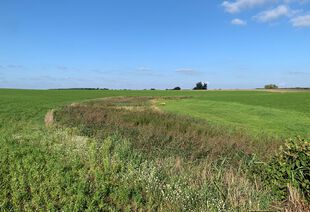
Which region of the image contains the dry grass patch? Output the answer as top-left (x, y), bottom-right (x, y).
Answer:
top-left (44, 109), bottom-right (55, 127)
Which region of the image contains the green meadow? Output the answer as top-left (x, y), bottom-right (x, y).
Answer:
top-left (160, 91), bottom-right (310, 138)
top-left (0, 89), bottom-right (309, 210)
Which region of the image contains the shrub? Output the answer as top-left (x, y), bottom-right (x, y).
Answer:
top-left (173, 87), bottom-right (181, 90)
top-left (263, 137), bottom-right (310, 201)
top-left (264, 84), bottom-right (278, 89)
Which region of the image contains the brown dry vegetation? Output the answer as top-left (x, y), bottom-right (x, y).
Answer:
top-left (44, 109), bottom-right (54, 127)
top-left (272, 185), bottom-right (310, 211)
top-left (54, 97), bottom-right (281, 161)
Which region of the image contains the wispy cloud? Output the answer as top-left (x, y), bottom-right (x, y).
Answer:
top-left (176, 68), bottom-right (202, 75)
top-left (132, 67), bottom-right (163, 77)
top-left (21, 75), bottom-right (99, 84)
top-left (254, 5), bottom-right (296, 22)
top-left (287, 71), bottom-right (310, 75)
top-left (8, 64), bottom-right (24, 68)
top-left (57, 65), bottom-right (70, 70)
top-left (231, 18), bottom-right (247, 25)
top-left (90, 69), bottom-right (109, 74)
top-left (284, 0), bottom-right (310, 4)
top-left (0, 64), bottom-right (25, 69)
top-left (136, 66), bottom-right (152, 72)
top-left (222, 0), bottom-right (272, 13)
top-left (0, 76), bottom-right (7, 83)
top-left (221, 0), bottom-right (310, 27)
top-left (291, 14), bottom-right (310, 27)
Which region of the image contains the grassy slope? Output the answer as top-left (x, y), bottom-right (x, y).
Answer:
top-left (160, 91), bottom-right (310, 138)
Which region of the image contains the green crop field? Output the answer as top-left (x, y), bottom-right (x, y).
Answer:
top-left (0, 89), bottom-right (309, 211)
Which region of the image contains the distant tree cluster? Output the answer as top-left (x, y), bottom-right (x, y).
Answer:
top-left (264, 84), bottom-right (278, 89)
top-left (193, 82), bottom-right (207, 90)
top-left (50, 88), bottom-right (109, 90)
top-left (173, 87), bottom-right (181, 90)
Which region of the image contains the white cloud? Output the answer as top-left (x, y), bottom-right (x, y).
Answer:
top-left (132, 67), bottom-right (164, 77)
top-left (254, 5), bottom-right (293, 22)
top-left (284, 0), bottom-right (310, 4)
top-left (7, 64), bottom-right (24, 69)
top-left (221, 0), bottom-right (310, 27)
top-left (231, 18), bottom-right (247, 25)
top-left (57, 65), bottom-right (69, 70)
top-left (288, 71), bottom-right (310, 75)
top-left (291, 14), bottom-right (310, 27)
top-left (222, 0), bottom-right (273, 13)
top-left (176, 68), bottom-right (202, 75)
top-left (137, 66), bottom-right (152, 72)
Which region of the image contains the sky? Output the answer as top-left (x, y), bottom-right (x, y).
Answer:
top-left (0, 0), bottom-right (310, 89)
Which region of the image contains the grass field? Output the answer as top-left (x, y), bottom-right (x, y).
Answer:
top-left (0, 89), bottom-right (309, 210)
top-left (160, 91), bottom-right (310, 138)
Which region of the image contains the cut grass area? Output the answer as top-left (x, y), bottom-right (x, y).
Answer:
top-left (160, 94), bottom-right (310, 138)
top-left (1, 88), bottom-right (309, 124)
top-left (187, 90), bottom-right (310, 114)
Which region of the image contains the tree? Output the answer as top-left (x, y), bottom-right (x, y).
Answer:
top-left (264, 84), bottom-right (278, 89)
top-left (173, 86), bottom-right (181, 90)
top-left (193, 82), bottom-right (207, 90)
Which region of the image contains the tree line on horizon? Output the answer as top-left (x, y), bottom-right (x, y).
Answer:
top-left (48, 83), bottom-right (309, 91)
top-left (49, 82), bottom-right (209, 91)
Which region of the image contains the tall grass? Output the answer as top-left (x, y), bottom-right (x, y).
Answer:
top-left (50, 97), bottom-right (286, 210)
top-left (0, 124), bottom-right (274, 211)
top-left (55, 97), bottom-right (281, 160)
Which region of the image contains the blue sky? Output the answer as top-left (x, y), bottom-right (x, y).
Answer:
top-left (0, 0), bottom-right (309, 89)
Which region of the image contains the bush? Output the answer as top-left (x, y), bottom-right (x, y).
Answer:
top-left (263, 137), bottom-right (310, 201)
top-left (264, 84), bottom-right (278, 89)
top-left (173, 87), bottom-right (181, 90)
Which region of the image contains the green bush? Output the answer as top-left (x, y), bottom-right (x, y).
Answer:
top-left (173, 86), bottom-right (181, 90)
top-left (263, 137), bottom-right (310, 201)
top-left (264, 84), bottom-right (278, 89)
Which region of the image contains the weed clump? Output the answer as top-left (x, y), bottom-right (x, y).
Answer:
top-left (262, 137), bottom-right (310, 201)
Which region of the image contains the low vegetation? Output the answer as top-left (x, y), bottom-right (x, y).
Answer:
top-left (0, 89), bottom-right (309, 210)
top-left (51, 97), bottom-right (275, 210)
top-left (54, 96), bottom-right (309, 210)
top-left (55, 97), bottom-right (279, 160)
top-left (262, 137), bottom-right (310, 201)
